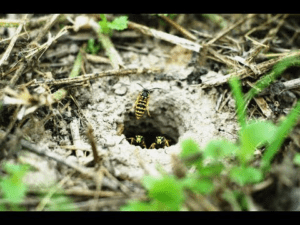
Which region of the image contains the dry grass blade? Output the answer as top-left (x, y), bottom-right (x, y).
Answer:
top-left (35, 172), bottom-right (72, 211)
top-left (86, 124), bottom-right (101, 165)
top-left (246, 14), bottom-right (289, 64)
top-left (10, 25), bottom-right (73, 86)
top-left (206, 14), bottom-right (256, 46)
top-left (31, 14), bottom-right (61, 44)
top-left (0, 14), bottom-right (28, 67)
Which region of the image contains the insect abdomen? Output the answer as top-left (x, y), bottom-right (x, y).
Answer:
top-left (135, 97), bottom-right (148, 119)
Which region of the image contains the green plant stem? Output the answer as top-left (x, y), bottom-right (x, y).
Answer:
top-left (52, 50), bottom-right (83, 102)
top-left (229, 76), bottom-right (246, 128)
top-left (69, 50), bottom-right (83, 78)
top-left (245, 54), bottom-right (300, 103)
top-left (98, 33), bottom-right (122, 69)
top-left (261, 100), bottom-right (300, 171)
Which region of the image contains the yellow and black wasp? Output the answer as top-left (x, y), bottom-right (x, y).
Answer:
top-left (149, 136), bottom-right (170, 149)
top-left (134, 84), bottom-right (160, 120)
top-left (127, 135), bottom-right (147, 148)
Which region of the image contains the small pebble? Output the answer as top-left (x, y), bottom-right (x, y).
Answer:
top-left (114, 86), bottom-right (127, 96)
top-left (105, 139), bottom-right (116, 147)
top-left (69, 43), bottom-right (79, 54)
top-left (66, 155), bottom-right (77, 164)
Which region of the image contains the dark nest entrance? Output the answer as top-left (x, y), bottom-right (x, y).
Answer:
top-left (123, 111), bottom-right (179, 149)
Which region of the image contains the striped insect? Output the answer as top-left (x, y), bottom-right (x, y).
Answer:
top-left (127, 135), bottom-right (147, 148)
top-left (134, 83), bottom-right (160, 120)
top-left (149, 136), bottom-right (170, 149)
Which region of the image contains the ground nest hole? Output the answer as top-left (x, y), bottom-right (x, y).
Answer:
top-left (123, 111), bottom-right (180, 149)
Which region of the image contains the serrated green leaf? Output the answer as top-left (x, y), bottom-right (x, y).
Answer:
top-left (108, 16), bottom-right (128, 30)
top-left (229, 166), bottom-right (263, 186)
top-left (204, 139), bottom-right (238, 160)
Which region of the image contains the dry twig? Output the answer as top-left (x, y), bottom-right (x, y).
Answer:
top-left (27, 67), bottom-right (162, 87)
top-left (158, 14), bottom-right (197, 41)
top-left (201, 51), bottom-right (300, 87)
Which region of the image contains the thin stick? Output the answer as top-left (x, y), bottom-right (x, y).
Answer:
top-left (70, 118), bottom-right (84, 160)
top-left (20, 139), bottom-right (95, 179)
top-left (201, 51), bottom-right (300, 87)
top-left (0, 105), bottom-right (20, 148)
top-left (29, 188), bottom-right (124, 197)
top-left (158, 14), bottom-right (197, 41)
top-left (256, 77), bottom-right (300, 97)
top-left (0, 14), bottom-right (28, 67)
top-left (86, 124), bottom-right (101, 165)
top-left (127, 20), bottom-right (201, 52)
top-left (206, 14), bottom-right (256, 46)
top-left (35, 172), bottom-right (72, 211)
top-left (51, 49), bottom-right (83, 102)
top-left (32, 14), bottom-right (60, 44)
top-left (27, 67), bottom-right (162, 87)
top-left (98, 32), bottom-right (124, 69)
top-left (10, 25), bottom-right (72, 86)
top-left (246, 14), bottom-right (288, 64)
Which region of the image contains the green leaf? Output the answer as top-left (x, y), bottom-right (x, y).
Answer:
top-left (120, 200), bottom-right (155, 211)
top-left (108, 16), bottom-right (128, 31)
top-left (229, 166), bottom-right (263, 186)
top-left (99, 14), bottom-right (110, 35)
top-left (180, 138), bottom-right (200, 159)
top-left (204, 139), bottom-right (238, 160)
top-left (197, 163), bottom-right (224, 177)
top-left (142, 175), bottom-right (159, 191)
top-left (0, 163), bottom-right (29, 204)
top-left (181, 175), bottom-right (214, 194)
top-left (0, 179), bottom-right (27, 204)
top-left (239, 120), bottom-right (277, 163)
top-left (143, 175), bottom-right (184, 210)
